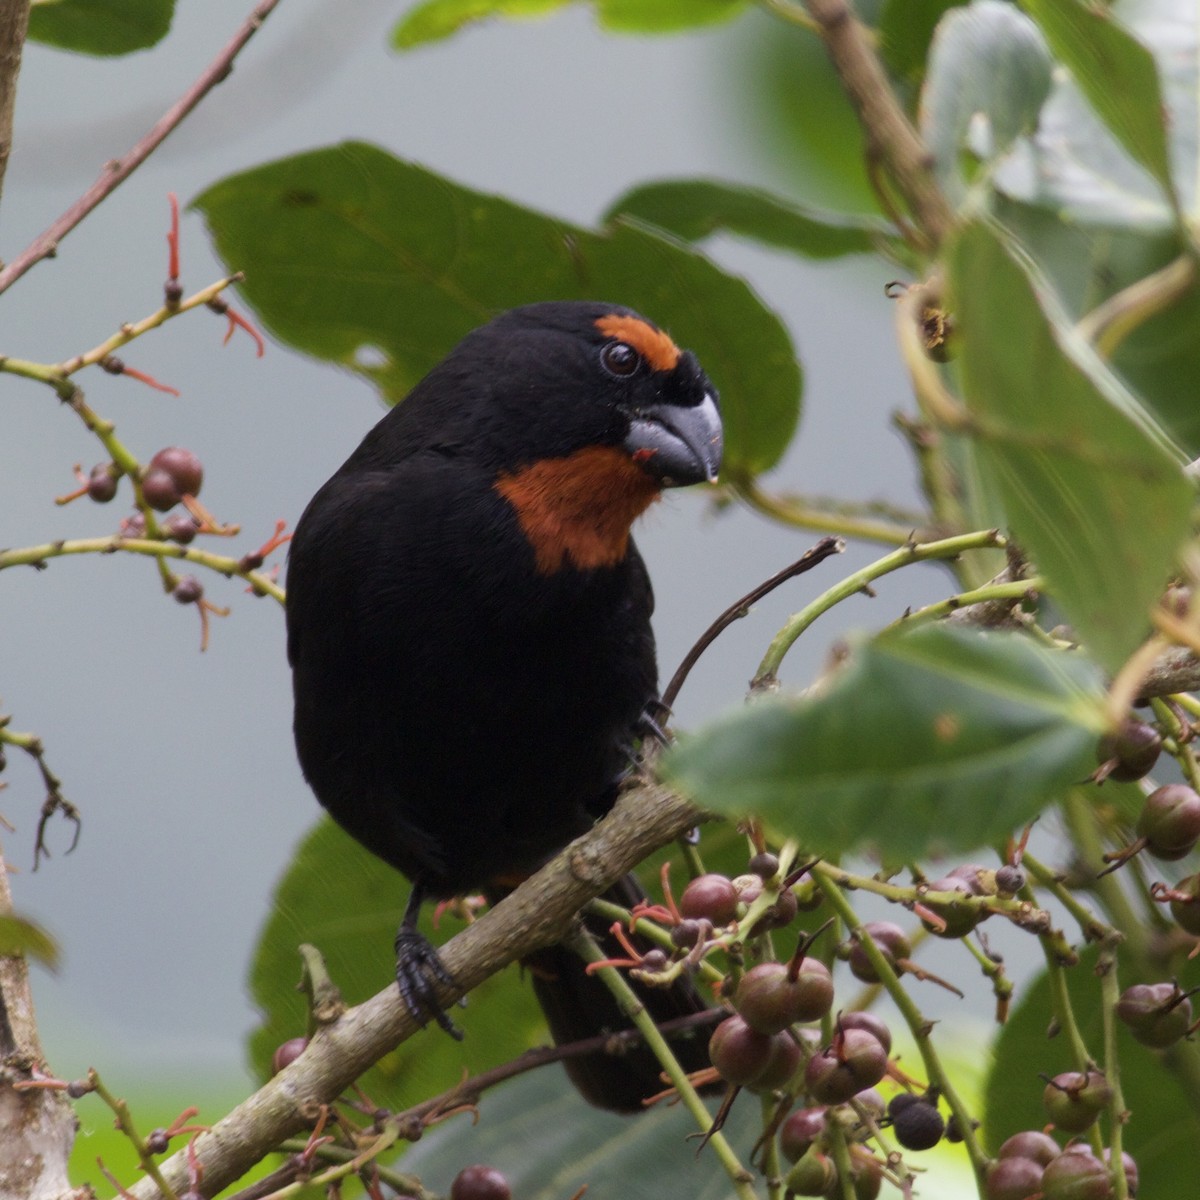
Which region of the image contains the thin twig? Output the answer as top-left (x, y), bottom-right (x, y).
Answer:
top-left (662, 537), bottom-right (844, 710)
top-left (0, 0), bottom-right (284, 295)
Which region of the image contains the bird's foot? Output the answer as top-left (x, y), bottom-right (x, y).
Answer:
top-left (394, 926), bottom-right (464, 1040)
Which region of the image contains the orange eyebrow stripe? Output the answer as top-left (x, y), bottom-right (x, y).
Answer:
top-left (595, 314), bottom-right (680, 372)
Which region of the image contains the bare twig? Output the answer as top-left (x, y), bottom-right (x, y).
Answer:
top-left (0, 0), bottom-right (284, 295)
top-left (662, 537), bottom-right (844, 710)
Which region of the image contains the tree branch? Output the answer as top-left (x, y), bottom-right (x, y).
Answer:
top-left (0, 841), bottom-right (88, 1200)
top-left (0, 0), bottom-right (284, 295)
top-left (123, 780), bottom-right (707, 1199)
top-left (801, 0), bottom-right (954, 248)
top-left (0, 0), bottom-right (30, 204)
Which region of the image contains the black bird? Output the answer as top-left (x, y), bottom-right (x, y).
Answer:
top-left (286, 301), bottom-right (722, 1110)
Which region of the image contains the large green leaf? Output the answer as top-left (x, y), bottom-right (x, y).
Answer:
top-left (604, 178), bottom-right (892, 260)
top-left (195, 141), bottom-right (800, 477)
top-left (247, 818), bottom-right (546, 1109)
top-left (0, 912), bottom-right (59, 969)
top-left (400, 1068), bottom-right (756, 1200)
top-left (919, 0), bottom-right (1053, 206)
top-left (993, 0), bottom-right (1195, 229)
top-left (985, 944), bottom-right (1200, 1196)
top-left (392, 0), bottom-right (746, 48)
top-left (663, 624), bottom-right (1106, 863)
top-left (27, 0), bottom-right (173, 55)
top-left (1021, 0), bottom-right (1176, 211)
top-left (947, 221), bottom-right (1192, 673)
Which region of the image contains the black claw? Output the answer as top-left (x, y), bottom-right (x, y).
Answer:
top-left (394, 925), bottom-right (463, 1039)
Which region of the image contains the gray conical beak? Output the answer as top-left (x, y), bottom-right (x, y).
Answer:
top-left (623, 392), bottom-right (722, 487)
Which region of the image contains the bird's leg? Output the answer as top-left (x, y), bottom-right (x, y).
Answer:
top-left (394, 883), bottom-right (464, 1040)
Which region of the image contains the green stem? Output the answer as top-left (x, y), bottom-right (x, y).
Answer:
top-left (731, 478), bottom-right (924, 546)
top-left (754, 529), bottom-right (1005, 686)
top-left (1097, 952), bottom-right (1130, 1200)
top-left (887, 576), bottom-right (1045, 630)
top-left (0, 535), bottom-right (285, 602)
top-left (1021, 852), bottom-right (1113, 945)
top-left (87, 1069), bottom-right (179, 1200)
top-left (812, 867), bottom-right (988, 1191)
top-left (761, 1094), bottom-right (784, 1200)
top-left (567, 928), bottom-right (760, 1200)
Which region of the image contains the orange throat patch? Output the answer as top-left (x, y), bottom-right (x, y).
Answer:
top-left (495, 446), bottom-right (661, 574)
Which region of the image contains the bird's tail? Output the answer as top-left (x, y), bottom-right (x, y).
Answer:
top-left (520, 873), bottom-right (717, 1113)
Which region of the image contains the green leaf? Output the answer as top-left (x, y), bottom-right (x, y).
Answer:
top-left (604, 178), bottom-right (891, 259)
top-left (664, 624), bottom-right (1106, 862)
top-left (400, 1067), bottom-right (757, 1200)
top-left (919, 0), bottom-right (1053, 206)
top-left (247, 818), bottom-right (546, 1109)
top-left (878, 0), bottom-right (964, 87)
top-left (985, 943), bottom-right (1200, 1195)
top-left (1021, 0), bottom-right (1176, 209)
top-left (595, 0), bottom-right (746, 33)
top-left (195, 141), bottom-right (801, 477)
top-left (392, 0), bottom-right (744, 47)
top-left (992, 2), bottom-right (1195, 229)
top-left (27, 0), bottom-right (174, 55)
top-left (947, 220), bottom-right (1192, 672)
top-left (0, 913), bottom-right (59, 969)
top-left (392, 0), bottom-right (569, 49)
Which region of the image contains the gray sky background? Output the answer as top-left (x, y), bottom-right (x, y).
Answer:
top-left (0, 0), bottom-right (944, 1087)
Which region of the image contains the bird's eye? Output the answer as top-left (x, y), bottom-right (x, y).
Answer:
top-left (600, 341), bottom-right (641, 378)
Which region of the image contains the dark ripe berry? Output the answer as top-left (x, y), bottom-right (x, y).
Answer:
top-left (944, 1113), bottom-right (964, 1142)
top-left (638, 948), bottom-right (669, 973)
top-left (173, 575), bottom-right (204, 604)
top-left (891, 1096), bottom-right (944, 1150)
top-left (784, 1148), bottom-right (836, 1197)
top-left (670, 918), bottom-right (705, 949)
top-left (1116, 981), bottom-right (1192, 1048)
top-left (709, 1014), bottom-right (773, 1086)
top-left (805, 1029), bottom-right (888, 1105)
top-left (747, 851), bottom-right (780, 880)
top-left (0, 748), bottom-right (6, 774)
top-left (995, 864), bottom-right (1026, 895)
top-left (733, 873), bottom-right (764, 905)
top-left (1102, 1148), bottom-right (1138, 1197)
top-left (848, 922), bottom-right (911, 983)
top-left (271, 1036), bottom-right (309, 1074)
top-left (735, 960), bottom-right (834, 1033)
top-left (885, 1091), bottom-right (919, 1120)
top-left (121, 511), bottom-right (147, 537)
top-left (450, 1165), bottom-right (512, 1200)
top-left (1137, 784), bottom-right (1200, 860)
top-left (142, 467), bottom-right (182, 511)
top-left (163, 514), bottom-right (199, 544)
top-left (986, 1156), bottom-right (1045, 1200)
top-left (1042, 1071), bottom-right (1112, 1133)
top-left (753, 1031), bottom-right (802, 1090)
top-left (87, 463), bottom-right (119, 502)
top-left (838, 1011), bottom-right (892, 1055)
top-left (680, 873), bottom-right (739, 925)
top-left (998, 1130), bottom-right (1061, 1166)
top-left (149, 446), bottom-right (204, 497)
top-left (145, 1128), bottom-right (170, 1155)
top-left (920, 876), bottom-right (983, 938)
top-left (1168, 873), bottom-right (1200, 935)
top-left (780, 1106), bottom-right (826, 1163)
top-left (1096, 719), bottom-right (1162, 782)
top-left (1040, 1147), bottom-right (1113, 1200)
